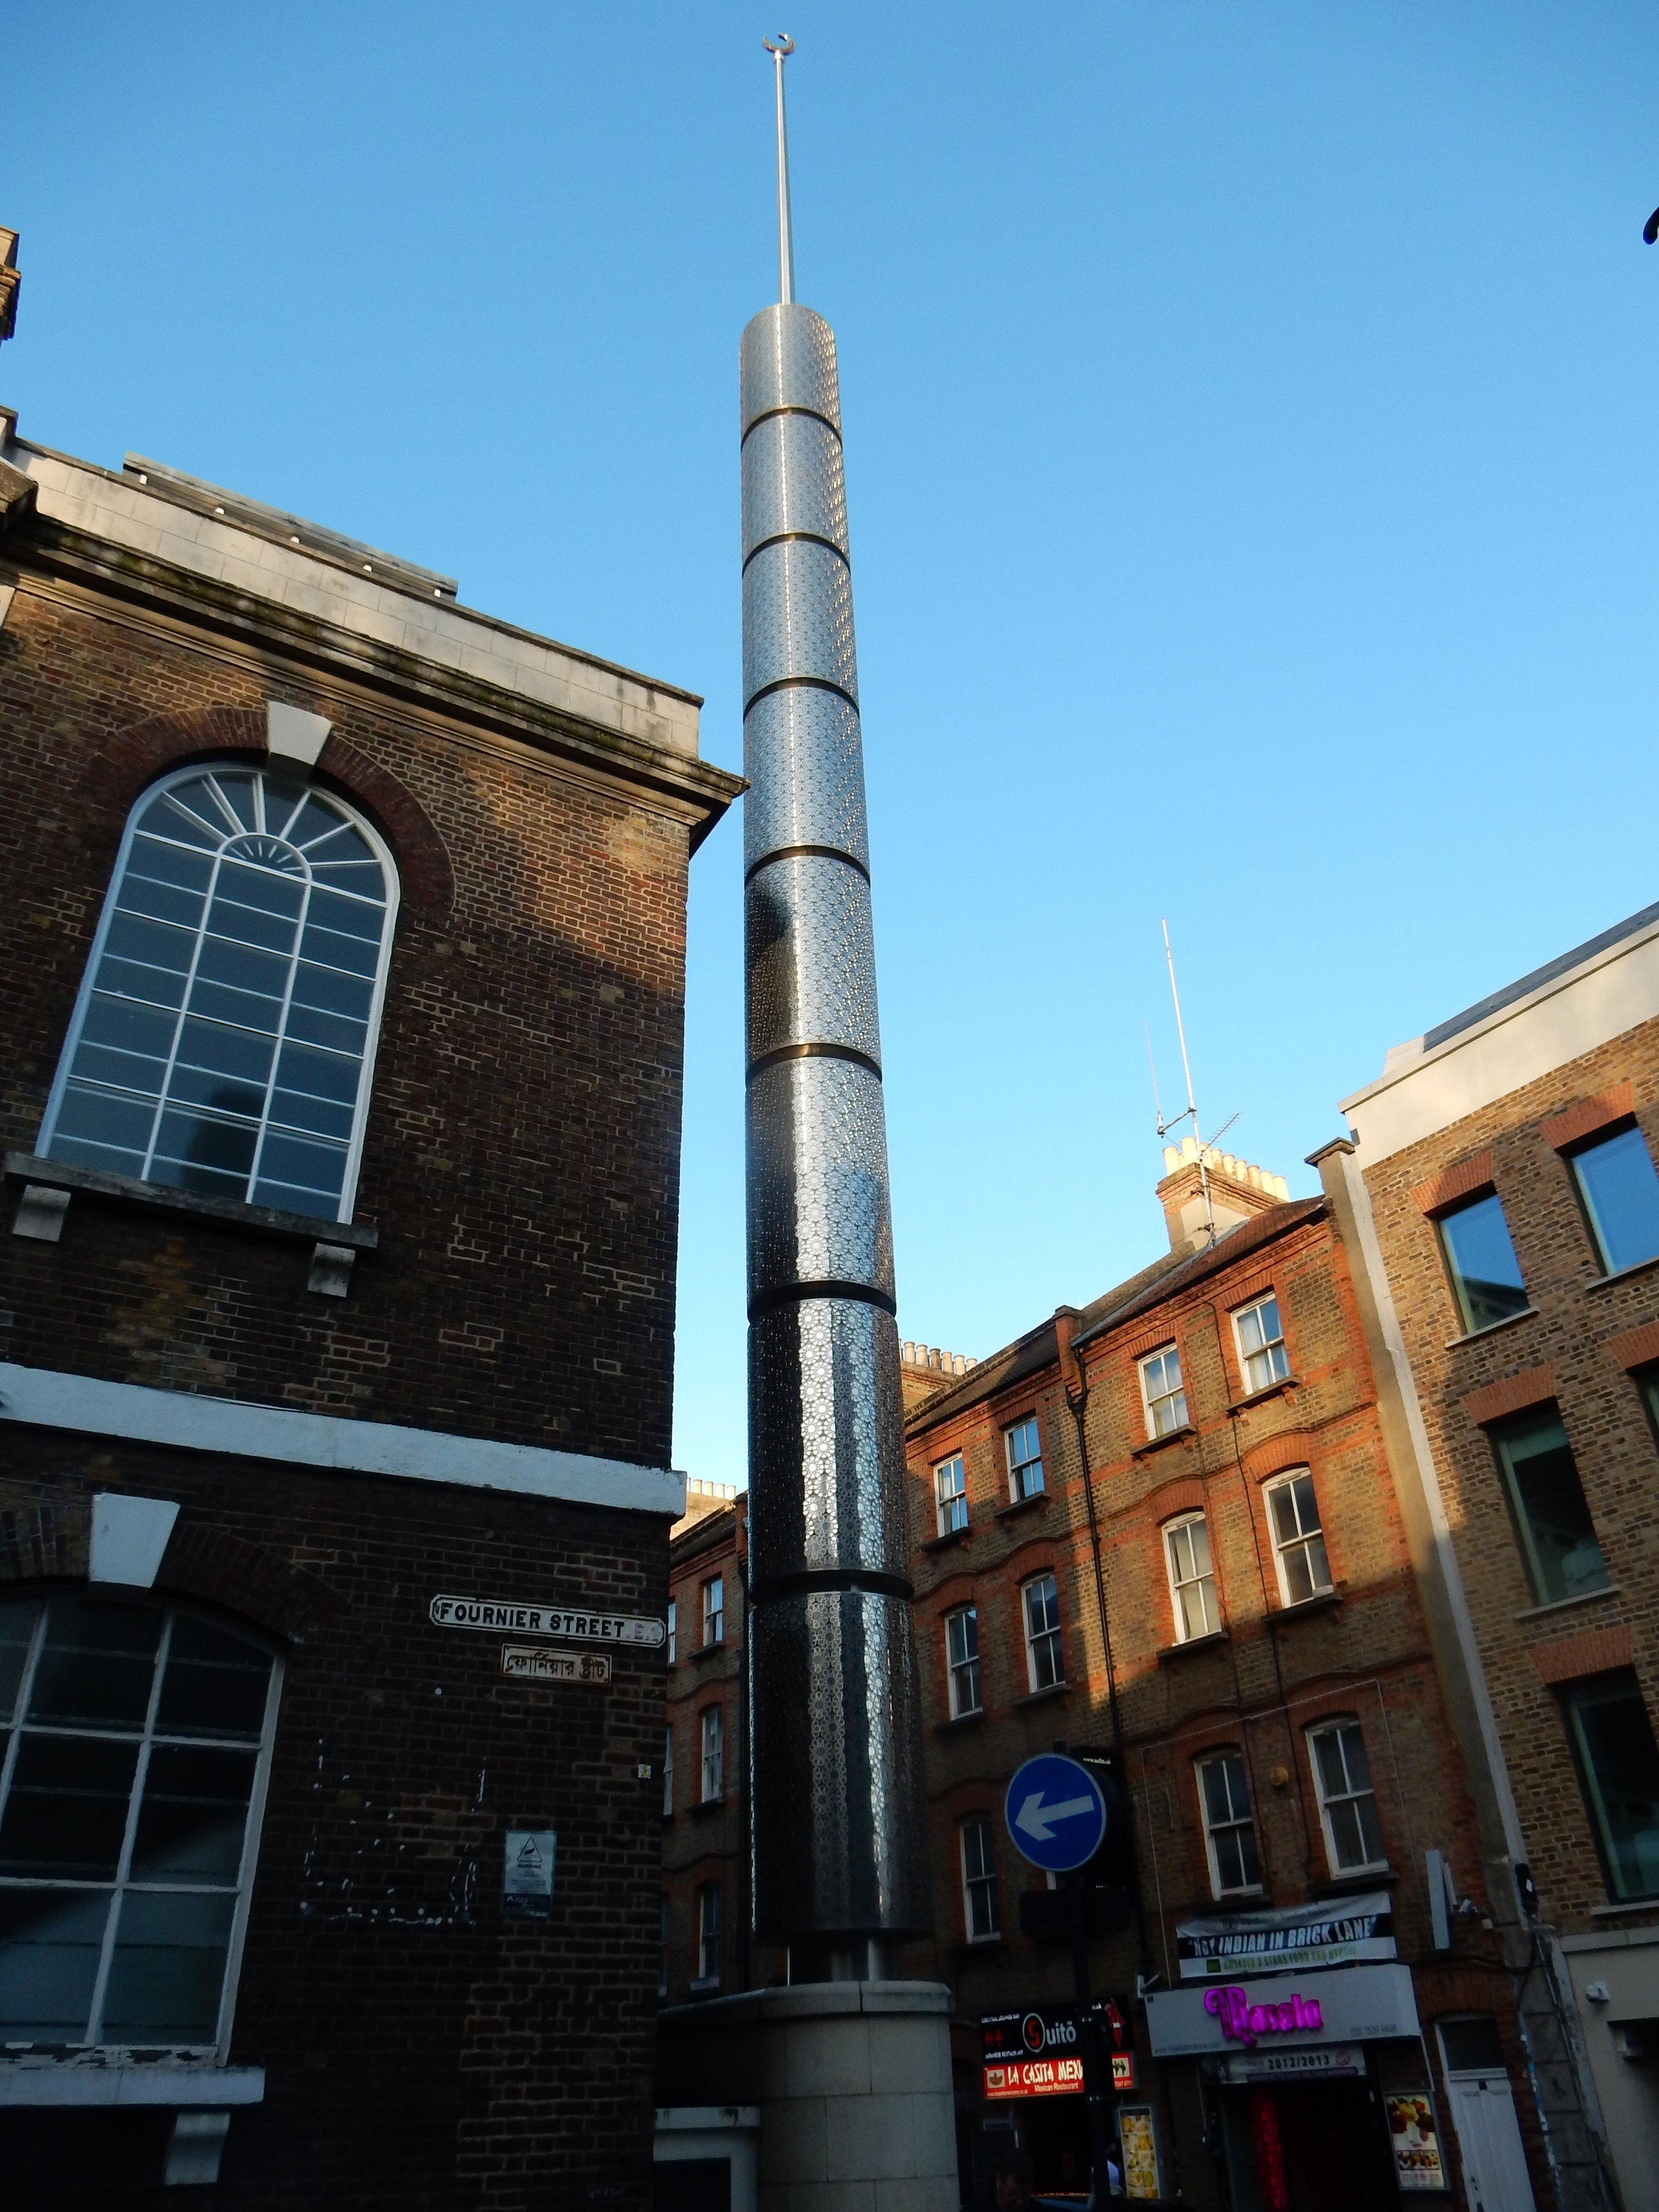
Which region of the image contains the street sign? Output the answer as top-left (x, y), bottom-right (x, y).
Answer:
top-left (1004, 1753), bottom-right (1108, 1873)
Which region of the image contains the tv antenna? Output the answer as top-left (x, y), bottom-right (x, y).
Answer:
top-left (1147, 919), bottom-right (1237, 1249)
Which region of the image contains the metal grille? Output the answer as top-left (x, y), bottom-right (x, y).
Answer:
top-left (742, 410), bottom-right (849, 561)
top-left (743, 686), bottom-right (871, 874)
top-left (747, 1056), bottom-right (895, 1297)
top-left (741, 303), bottom-right (841, 436)
top-left (742, 538), bottom-right (859, 708)
top-left (746, 853), bottom-right (882, 1065)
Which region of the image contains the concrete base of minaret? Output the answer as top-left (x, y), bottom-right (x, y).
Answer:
top-left (656, 1980), bottom-right (958, 2210)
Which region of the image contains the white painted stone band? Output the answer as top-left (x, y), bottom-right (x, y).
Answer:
top-left (0, 1363), bottom-right (687, 1517)
top-left (0, 2066), bottom-right (265, 2107)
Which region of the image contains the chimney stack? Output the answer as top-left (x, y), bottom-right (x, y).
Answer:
top-left (1156, 1138), bottom-right (1290, 1254)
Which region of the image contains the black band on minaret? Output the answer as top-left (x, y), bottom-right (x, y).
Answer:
top-left (745, 844), bottom-right (871, 886)
top-left (747, 1278), bottom-right (897, 1321)
top-left (746, 1041), bottom-right (882, 1084)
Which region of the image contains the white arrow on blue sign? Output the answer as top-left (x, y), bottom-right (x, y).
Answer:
top-left (1004, 1753), bottom-right (1108, 1873)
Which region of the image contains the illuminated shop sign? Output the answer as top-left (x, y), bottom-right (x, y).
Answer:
top-left (1145, 1962), bottom-right (1419, 2059)
top-left (979, 2000), bottom-right (1135, 2100)
top-left (1203, 1985), bottom-right (1324, 2046)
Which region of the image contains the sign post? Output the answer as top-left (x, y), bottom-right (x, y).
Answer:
top-left (1005, 1754), bottom-right (1117, 2199)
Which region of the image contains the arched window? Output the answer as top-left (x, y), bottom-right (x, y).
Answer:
top-left (0, 1592), bottom-right (281, 2053)
top-left (39, 763), bottom-right (397, 1221)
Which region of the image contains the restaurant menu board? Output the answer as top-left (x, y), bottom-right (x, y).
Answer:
top-left (1117, 2106), bottom-right (1161, 2201)
top-left (1385, 2096), bottom-right (1446, 2191)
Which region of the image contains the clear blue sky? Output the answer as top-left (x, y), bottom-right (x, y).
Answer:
top-left (8, 4), bottom-right (1659, 1489)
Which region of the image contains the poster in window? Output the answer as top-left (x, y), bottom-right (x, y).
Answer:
top-left (1384, 2095), bottom-right (1445, 2191)
top-left (1116, 2105), bottom-right (1161, 2201)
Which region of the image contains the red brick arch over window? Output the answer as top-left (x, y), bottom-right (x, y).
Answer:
top-left (86, 704), bottom-right (456, 924)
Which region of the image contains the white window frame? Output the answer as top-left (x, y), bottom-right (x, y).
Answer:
top-left (1232, 1293), bottom-right (1291, 1396)
top-left (1164, 1512), bottom-right (1219, 1643)
top-left (934, 1453), bottom-right (968, 1536)
top-left (960, 1817), bottom-right (1000, 1942)
top-left (1140, 1345), bottom-right (1189, 1439)
top-left (662, 1725), bottom-right (674, 1817)
top-left (945, 1606), bottom-right (981, 1718)
top-left (1005, 1418), bottom-right (1045, 1502)
top-left (1307, 1720), bottom-right (1388, 1875)
top-left (701, 1576), bottom-right (723, 1648)
top-left (696, 1881), bottom-right (722, 1985)
top-left (37, 761), bottom-right (399, 1224)
top-left (1021, 1573), bottom-right (1063, 1692)
top-left (1196, 1750), bottom-right (1262, 1899)
top-left (699, 1704), bottom-right (723, 1803)
top-left (0, 1593), bottom-right (282, 2060)
top-left (667, 1599), bottom-right (676, 1664)
top-left (1263, 1469), bottom-right (1333, 1606)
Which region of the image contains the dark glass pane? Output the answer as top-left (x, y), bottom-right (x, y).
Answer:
top-left (260, 780), bottom-right (311, 837)
top-left (1439, 2016), bottom-right (1504, 2072)
top-left (1201, 1758), bottom-right (1239, 1828)
top-left (157, 1619), bottom-right (271, 1740)
top-left (127, 835), bottom-right (214, 893)
top-left (192, 935), bottom-right (288, 1001)
top-left (173, 1019), bottom-right (277, 1086)
top-left (269, 1090), bottom-right (354, 1143)
top-left (68, 1043), bottom-right (168, 1098)
top-left (1439, 1195), bottom-right (1529, 1332)
top-left (186, 978), bottom-right (284, 1036)
top-left (1496, 1414), bottom-right (1609, 1604)
top-left (54, 1088), bottom-right (157, 1157)
top-left (46, 1132), bottom-right (147, 1179)
top-left (129, 1745), bottom-right (257, 1881)
top-left (0, 1599), bottom-right (38, 1724)
top-left (102, 1889), bottom-right (236, 2043)
top-left (92, 955), bottom-right (189, 1012)
top-left (165, 1066), bottom-right (265, 1120)
top-left (273, 1041), bottom-right (360, 1106)
top-left (213, 776), bottom-right (259, 832)
top-left (27, 1603), bottom-right (161, 1728)
top-left (217, 859), bottom-right (305, 918)
top-left (1569, 1674), bottom-right (1659, 1899)
top-left (287, 804), bottom-right (367, 857)
top-left (253, 1132), bottom-right (345, 1199)
top-left (289, 962), bottom-right (373, 1021)
top-left (285, 999), bottom-right (368, 1055)
top-left (205, 893), bottom-right (297, 958)
top-left (151, 1110), bottom-right (257, 1175)
top-left (80, 996), bottom-right (178, 1060)
top-left (1574, 1129), bottom-right (1659, 1276)
top-left (0, 1889), bottom-right (111, 2039)
top-left (137, 789), bottom-right (221, 849)
top-left (299, 921), bottom-right (379, 978)
top-left (309, 861), bottom-right (388, 898)
top-left (307, 887), bottom-right (384, 944)
top-left (0, 1735), bottom-right (141, 1877)
top-left (117, 871), bottom-right (206, 930)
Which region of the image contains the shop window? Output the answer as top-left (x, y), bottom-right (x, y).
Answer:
top-left (667, 1599), bottom-right (676, 1664)
top-left (1560, 1670), bottom-right (1659, 1901)
top-left (1308, 1720), bottom-right (1386, 1874)
top-left (701, 1576), bottom-right (723, 1647)
top-left (699, 1706), bottom-right (723, 1803)
top-left (1435, 1192), bottom-right (1528, 1334)
top-left (662, 1726), bottom-right (674, 1817)
top-left (1140, 1345), bottom-right (1188, 1438)
top-left (1164, 1513), bottom-right (1218, 1642)
top-left (1196, 1751), bottom-right (1261, 1897)
top-left (934, 1453), bottom-right (968, 1535)
top-left (1263, 1471), bottom-right (1333, 1605)
top-left (1233, 1293), bottom-right (1289, 1395)
top-left (695, 1883), bottom-right (721, 1987)
top-left (0, 1594), bottom-right (279, 2054)
top-left (38, 764), bottom-right (397, 1222)
top-left (1568, 1126), bottom-right (1659, 1276)
top-left (960, 1818), bottom-right (1000, 1941)
top-left (1005, 1419), bottom-right (1044, 1502)
top-left (1489, 1409), bottom-right (1609, 1607)
top-left (945, 1607), bottom-right (981, 1718)
top-left (1021, 1575), bottom-right (1062, 1692)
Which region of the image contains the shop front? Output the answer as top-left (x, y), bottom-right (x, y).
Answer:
top-left (975, 2000), bottom-right (1153, 2203)
top-left (1147, 1899), bottom-right (1449, 2212)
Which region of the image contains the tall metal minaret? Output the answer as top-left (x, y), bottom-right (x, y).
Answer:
top-left (742, 33), bottom-right (930, 1974)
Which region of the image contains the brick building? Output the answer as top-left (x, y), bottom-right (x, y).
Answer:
top-left (1337, 903), bottom-right (1659, 2211)
top-left (0, 304), bottom-right (739, 2208)
top-left (901, 1145), bottom-right (1536, 2211)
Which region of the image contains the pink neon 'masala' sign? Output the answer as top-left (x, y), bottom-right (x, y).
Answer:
top-left (1202, 1985), bottom-right (1324, 2047)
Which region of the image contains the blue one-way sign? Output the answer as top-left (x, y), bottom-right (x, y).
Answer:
top-left (1004, 1753), bottom-right (1108, 1874)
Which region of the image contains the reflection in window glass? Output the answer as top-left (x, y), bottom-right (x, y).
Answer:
top-left (1022, 1576), bottom-right (1063, 1691)
top-left (696, 1883), bottom-right (722, 1984)
top-left (1141, 1347), bottom-right (1188, 1438)
top-left (934, 1454), bottom-right (968, 1536)
top-left (1309, 1721), bottom-right (1386, 1873)
top-left (946, 1608), bottom-right (981, 1718)
top-left (1265, 1473), bottom-right (1333, 1605)
top-left (1571, 1128), bottom-right (1659, 1276)
top-left (1234, 1296), bottom-right (1290, 1396)
top-left (1562, 1672), bottom-right (1659, 1901)
top-left (1437, 1193), bottom-right (1528, 1334)
top-left (1005, 1421), bottom-right (1044, 1502)
top-left (961, 1818), bottom-right (999, 1941)
top-left (1197, 1752), bottom-right (1261, 1896)
top-left (0, 1598), bottom-right (276, 2049)
top-left (41, 767), bottom-right (396, 1220)
top-left (1491, 1411), bottom-right (1609, 1606)
top-left (1165, 1515), bottom-right (1219, 1643)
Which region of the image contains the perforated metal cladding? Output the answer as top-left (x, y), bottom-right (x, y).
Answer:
top-left (749, 1587), bottom-right (930, 1939)
top-left (741, 303), bottom-right (841, 436)
top-left (743, 688), bottom-right (870, 873)
top-left (747, 1056), bottom-right (894, 1297)
top-left (747, 1300), bottom-right (906, 1580)
top-left (742, 411), bottom-right (848, 563)
top-left (746, 855), bottom-right (881, 1066)
top-left (743, 540), bottom-right (858, 708)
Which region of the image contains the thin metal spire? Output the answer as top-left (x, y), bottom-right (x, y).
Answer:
top-left (763, 33), bottom-right (796, 303)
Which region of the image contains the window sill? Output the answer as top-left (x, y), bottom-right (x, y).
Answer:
top-left (1014, 1680), bottom-right (1069, 1709)
top-left (935, 1709), bottom-right (985, 1733)
top-left (1158, 1631), bottom-right (1228, 1663)
top-left (950, 1937), bottom-right (1005, 1957)
top-left (1445, 1306), bottom-right (1538, 1350)
top-left (687, 1976), bottom-right (723, 1997)
top-left (922, 1524), bottom-right (973, 1553)
top-left (1212, 1886), bottom-right (1268, 1905)
top-left (1270, 1589), bottom-right (1342, 1624)
top-left (690, 1641), bottom-right (727, 1664)
top-left (5, 1151), bottom-right (377, 1250)
top-left (1514, 1585), bottom-right (1621, 1624)
top-left (1312, 1868), bottom-right (1396, 1895)
top-left (1133, 1424), bottom-right (1198, 1459)
top-left (688, 1796), bottom-right (726, 1817)
top-left (1585, 1254), bottom-right (1659, 1293)
top-left (995, 1490), bottom-right (1048, 1523)
top-left (0, 2063), bottom-right (265, 2108)
top-left (1228, 1378), bottom-right (1297, 1416)
top-left (1589, 1897), bottom-right (1659, 1919)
